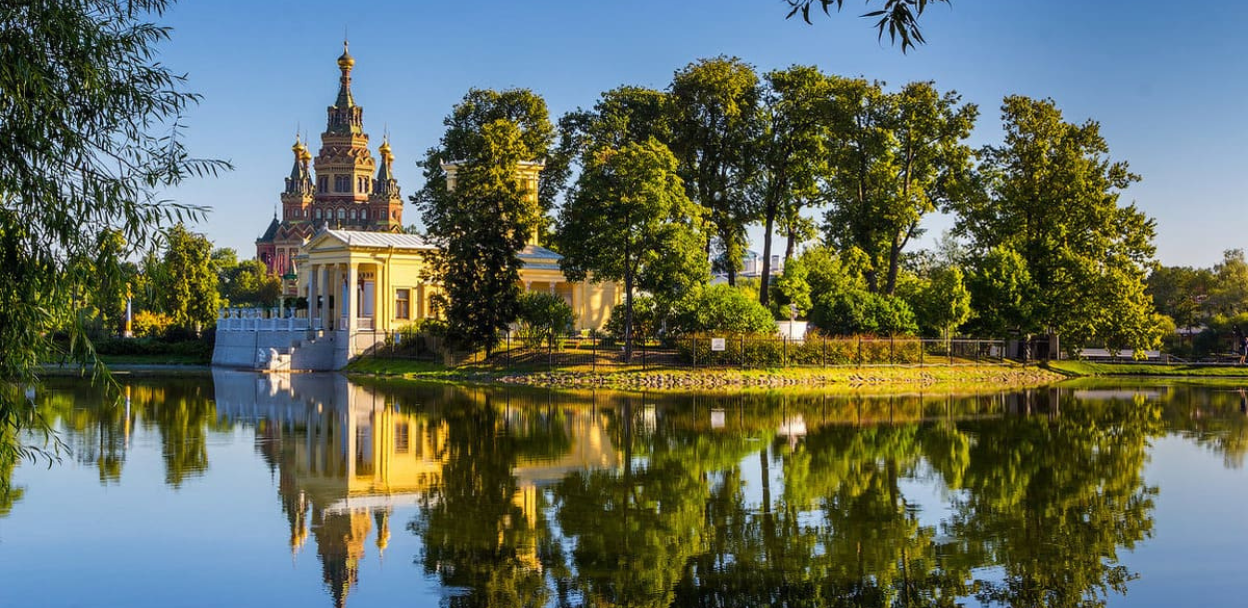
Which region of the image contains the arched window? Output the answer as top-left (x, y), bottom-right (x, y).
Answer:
top-left (349, 209), bottom-right (357, 221)
top-left (337, 208), bottom-right (345, 220)
top-left (315, 208), bottom-right (323, 220)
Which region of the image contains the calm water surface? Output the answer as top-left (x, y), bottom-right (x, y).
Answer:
top-left (2, 372), bottom-right (1247, 607)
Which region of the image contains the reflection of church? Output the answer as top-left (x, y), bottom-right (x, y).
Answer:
top-left (211, 370), bottom-right (620, 607)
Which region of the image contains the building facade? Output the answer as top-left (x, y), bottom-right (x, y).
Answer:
top-left (256, 42), bottom-right (404, 296)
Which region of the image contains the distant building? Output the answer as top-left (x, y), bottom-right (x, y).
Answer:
top-left (727, 250), bottom-right (783, 279)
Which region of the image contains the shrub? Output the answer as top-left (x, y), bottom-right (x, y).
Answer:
top-left (517, 292), bottom-right (573, 348)
top-left (604, 295), bottom-right (661, 344)
top-left (131, 310), bottom-right (172, 338)
top-left (674, 333), bottom-right (925, 366)
top-left (669, 285), bottom-right (777, 336)
top-left (811, 289), bottom-right (918, 336)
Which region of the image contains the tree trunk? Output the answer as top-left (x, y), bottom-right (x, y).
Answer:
top-left (759, 202), bottom-right (776, 306)
top-left (885, 234), bottom-right (902, 296)
top-left (623, 275), bottom-right (635, 364)
top-left (784, 226), bottom-right (797, 263)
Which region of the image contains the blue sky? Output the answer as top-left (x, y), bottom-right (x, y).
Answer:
top-left (158, 0), bottom-right (1246, 268)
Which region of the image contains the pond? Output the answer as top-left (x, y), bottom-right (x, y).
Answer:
top-left (2, 371), bottom-right (1247, 607)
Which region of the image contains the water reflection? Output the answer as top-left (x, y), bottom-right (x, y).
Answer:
top-left (8, 375), bottom-right (1248, 607)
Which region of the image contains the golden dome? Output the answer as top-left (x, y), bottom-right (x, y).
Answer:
top-left (337, 41), bottom-right (354, 70)
top-left (299, 147), bottom-right (312, 163)
top-left (291, 137), bottom-right (303, 154)
top-left (379, 138), bottom-right (392, 162)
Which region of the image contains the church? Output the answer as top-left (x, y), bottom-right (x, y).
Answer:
top-left (255, 42), bottom-right (404, 283)
top-left (226, 43), bottom-right (618, 370)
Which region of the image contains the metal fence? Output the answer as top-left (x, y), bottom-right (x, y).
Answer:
top-left (361, 332), bottom-right (1007, 370)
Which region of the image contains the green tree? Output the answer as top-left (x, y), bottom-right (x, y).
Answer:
top-left (219, 258), bottom-right (281, 307)
top-left (1146, 265), bottom-right (1212, 330)
top-left (558, 86), bottom-right (671, 160)
top-left (769, 255), bottom-right (813, 320)
top-left (812, 288), bottom-right (918, 335)
top-left (516, 292), bottom-right (573, 348)
top-left (156, 224), bottom-right (218, 330)
top-left (965, 246), bottom-right (1035, 339)
top-left (0, 0), bottom-right (226, 470)
top-left (1204, 249), bottom-right (1248, 317)
top-left (415, 88), bottom-right (563, 242)
top-left (670, 57), bottom-right (763, 286)
top-left (421, 118), bottom-right (535, 354)
top-left (954, 96), bottom-right (1161, 353)
top-left (784, 0), bottom-right (952, 52)
top-left (669, 284), bottom-right (778, 335)
top-left (800, 244), bottom-right (867, 299)
top-left (823, 79), bottom-right (977, 296)
top-left (557, 140), bottom-right (707, 361)
top-left (755, 65), bottom-right (831, 305)
top-left (914, 265), bottom-right (971, 343)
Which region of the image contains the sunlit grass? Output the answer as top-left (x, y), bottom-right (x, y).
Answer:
top-left (1048, 360), bottom-right (1248, 377)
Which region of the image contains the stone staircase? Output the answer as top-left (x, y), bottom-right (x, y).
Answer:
top-left (256, 331), bottom-right (338, 372)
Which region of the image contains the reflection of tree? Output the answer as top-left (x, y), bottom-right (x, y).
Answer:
top-left (946, 392), bottom-right (1161, 608)
top-left (1161, 385), bottom-right (1248, 468)
top-left (409, 391), bottom-right (553, 608)
top-left (554, 397), bottom-right (710, 608)
top-left (0, 426), bottom-right (24, 517)
top-left (33, 378), bottom-right (228, 488)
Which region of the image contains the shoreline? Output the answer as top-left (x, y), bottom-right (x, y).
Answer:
top-left (343, 360), bottom-right (1066, 393)
top-left (38, 359), bottom-right (1248, 391)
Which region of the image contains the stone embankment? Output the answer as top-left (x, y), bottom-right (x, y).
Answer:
top-left (487, 366), bottom-right (1063, 392)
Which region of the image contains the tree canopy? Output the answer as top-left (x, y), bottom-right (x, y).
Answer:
top-left (953, 96), bottom-right (1163, 353)
top-left (557, 139), bottom-right (706, 360)
top-left (419, 113), bottom-right (536, 354)
top-left (0, 0), bottom-right (226, 465)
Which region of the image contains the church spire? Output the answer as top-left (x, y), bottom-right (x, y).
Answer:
top-left (284, 136), bottom-right (313, 196)
top-left (335, 40), bottom-right (355, 108)
top-left (326, 41), bottom-right (363, 134)
top-left (371, 135), bottom-right (401, 201)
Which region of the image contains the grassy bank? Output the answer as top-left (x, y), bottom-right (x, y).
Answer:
top-left (1048, 360), bottom-right (1248, 378)
top-left (345, 357), bottom-right (1063, 393)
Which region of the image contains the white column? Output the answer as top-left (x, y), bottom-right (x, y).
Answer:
top-left (346, 263), bottom-right (358, 354)
top-left (319, 265), bottom-right (331, 331)
top-left (374, 265), bottom-right (384, 327)
top-left (308, 264), bottom-right (319, 322)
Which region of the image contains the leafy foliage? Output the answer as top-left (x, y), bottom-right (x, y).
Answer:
top-left (953, 96), bottom-right (1162, 354)
top-left (214, 249), bottom-right (281, 307)
top-left (783, 0), bottom-right (952, 52)
top-left (156, 224), bottom-right (219, 330)
top-left (769, 255), bottom-right (813, 320)
top-left (811, 288), bottom-right (919, 336)
top-left (516, 292), bottom-right (573, 348)
top-left (669, 284), bottom-right (777, 336)
top-left (420, 116), bottom-right (535, 354)
top-left (670, 56), bottom-right (763, 286)
top-left (557, 138), bottom-right (707, 359)
top-left (0, 0), bottom-right (226, 468)
top-left (821, 78), bottom-right (977, 295)
top-left (754, 65), bottom-right (831, 304)
top-left (912, 265), bottom-right (971, 340)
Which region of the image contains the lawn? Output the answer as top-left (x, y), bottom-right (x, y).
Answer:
top-left (1047, 360), bottom-right (1248, 377)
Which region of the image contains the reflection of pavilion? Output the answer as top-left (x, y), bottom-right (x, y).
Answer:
top-left (211, 370), bottom-right (621, 607)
